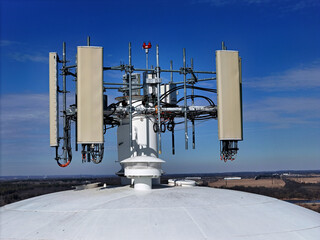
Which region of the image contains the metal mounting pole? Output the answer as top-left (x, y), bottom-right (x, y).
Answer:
top-left (62, 42), bottom-right (67, 161)
top-left (191, 58), bottom-right (195, 149)
top-left (172, 125), bottom-right (175, 155)
top-left (170, 60), bottom-right (173, 83)
top-left (129, 42), bottom-right (133, 149)
top-left (183, 48), bottom-right (188, 150)
top-left (75, 43), bottom-right (78, 152)
top-left (146, 50), bottom-right (148, 70)
top-left (170, 60), bottom-right (175, 155)
top-left (156, 45), bottom-right (161, 155)
top-left (222, 41), bottom-right (226, 50)
top-left (87, 36), bottom-right (90, 46)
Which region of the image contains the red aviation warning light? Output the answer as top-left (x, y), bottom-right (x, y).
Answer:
top-left (142, 42), bottom-right (152, 53)
top-left (142, 42), bottom-right (152, 49)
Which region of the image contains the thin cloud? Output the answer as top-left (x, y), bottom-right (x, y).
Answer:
top-left (244, 97), bottom-right (320, 128)
top-left (192, 0), bottom-right (320, 11)
top-left (0, 94), bottom-right (49, 122)
top-left (0, 94), bottom-right (49, 140)
top-left (195, 0), bottom-right (270, 6)
top-left (0, 93), bottom-right (74, 140)
top-left (282, 0), bottom-right (320, 12)
top-left (0, 40), bottom-right (20, 47)
top-left (8, 52), bottom-right (48, 63)
top-left (245, 62), bottom-right (320, 91)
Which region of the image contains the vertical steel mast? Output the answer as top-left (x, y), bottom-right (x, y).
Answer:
top-left (183, 48), bottom-right (188, 150)
top-left (62, 42), bottom-right (67, 161)
top-left (191, 58), bottom-right (195, 149)
top-left (156, 45), bottom-right (161, 155)
top-left (128, 42), bottom-right (133, 149)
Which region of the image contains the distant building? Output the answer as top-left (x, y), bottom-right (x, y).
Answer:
top-left (224, 177), bottom-right (241, 180)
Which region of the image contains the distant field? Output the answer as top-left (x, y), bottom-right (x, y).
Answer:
top-left (0, 177), bottom-right (121, 207)
top-left (204, 176), bottom-right (320, 213)
top-left (288, 177), bottom-right (320, 184)
top-left (1, 173), bottom-right (320, 213)
top-left (208, 178), bottom-right (285, 188)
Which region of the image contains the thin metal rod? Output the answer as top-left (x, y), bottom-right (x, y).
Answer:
top-left (156, 44), bottom-right (161, 155)
top-left (87, 36), bottom-right (90, 46)
top-left (183, 48), bottom-right (188, 150)
top-left (191, 58), bottom-right (195, 149)
top-left (192, 70), bottom-right (216, 74)
top-left (128, 42), bottom-right (133, 149)
top-left (170, 60), bottom-right (175, 155)
top-left (65, 65), bottom-right (77, 69)
top-left (172, 125), bottom-right (175, 155)
top-left (171, 78), bottom-right (216, 85)
top-left (103, 82), bottom-right (142, 86)
top-left (162, 69), bottom-right (216, 74)
top-left (170, 60), bottom-right (173, 83)
top-left (191, 58), bottom-right (194, 106)
top-left (103, 66), bottom-right (215, 74)
top-left (159, 69), bottom-right (181, 73)
top-left (222, 41), bottom-right (226, 50)
top-left (146, 51), bottom-right (148, 70)
top-left (196, 77), bottom-right (216, 81)
top-left (103, 67), bottom-right (124, 71)
top-left (75, 93), bottom-right (78, 151)
top-left (104, 87), bottom-right (141, 90)
top-left (62, 42), bottom-right (67, 161)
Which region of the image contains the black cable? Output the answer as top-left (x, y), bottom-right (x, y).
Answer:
top-left (176, 95), bottom-right (215, 106)
top-left (160, 85), bottom-right (216, 101)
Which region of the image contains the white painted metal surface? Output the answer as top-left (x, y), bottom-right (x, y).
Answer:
top-left (77, 46), bottom-right (104, 144)
top-left (117, 115), bottom-right (158, 161)
top-left (49, 52), bottom-right (58, 147)
top-left (216, 50), bottom-right (243, 141)
top-left (121, 156), bottom-right (164, 190)
top-left (117, 107), bottom-right (159, 185)
top-left (175, 179), bottom-right (196, 187)
top-left (1, 186), bottom-right (319, 240)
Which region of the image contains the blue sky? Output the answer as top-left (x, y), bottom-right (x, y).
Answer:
top-left (0, 0), bottom-right (319, 176)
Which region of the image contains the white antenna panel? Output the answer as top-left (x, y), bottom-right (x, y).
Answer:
top-left (77, 46), bottom-right (104, 144)
top-left (49, 52), bottom-right (58, 147)
top-left (216, 50), bottom-right (243, 141)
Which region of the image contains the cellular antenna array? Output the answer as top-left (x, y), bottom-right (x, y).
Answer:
top-left (49, 38), bottom-right (243, 189)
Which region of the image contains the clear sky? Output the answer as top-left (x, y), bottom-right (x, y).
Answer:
top-left (1, 0), bottom-right (319, 176)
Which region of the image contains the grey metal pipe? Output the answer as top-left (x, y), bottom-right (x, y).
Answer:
top-left (170, 60), bottom-right (173, 83)
top-left (183, 48), bottom-right (188, 150)
top-left (62, 42), bottom-right (67, 161)
top-left (115, 105), bottom-right (216, 112)
top-left (192, 70), bottom-right (216, 74)
top-left (65, 65), bottom-right (77, 69)
top-left (171, 78), bottom-right (216, 85)
top-left (104, 87), bottom-right (141, 90)
top-left (191, 58), bottom-right (194, 106)
top-left (156, 44), bottom-right (161, 155)
top-left (191, 58), bottom-right (195, 149)
top-left (103, 67), bottom-right (124, 71)
top-left (128, 42), bottom-right (133, 149)
top-left (196, 77), bottom-right (216, 81)
top-left (159, 69), bottom-right (181, 73)
top-left (146, 51), bottom-right (148, 70)
top-left (222, 41), bottom-right (226, 50)
top-left (87, 36), bottom-right (90, 46)
top-left (103, 66), bottom-right (215, 74)
top-left (103, 82), bottom-right (142, 86)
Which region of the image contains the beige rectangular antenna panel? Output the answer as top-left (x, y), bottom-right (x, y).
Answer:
top-left (77, 46), bottom-right (104, 144)
top-left (216, 50), bottom-right (243, 140)
top-left (49, 52), bottom-right (59, 147)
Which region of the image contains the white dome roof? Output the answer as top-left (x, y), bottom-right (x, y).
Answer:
top-left (1, 186), bottom-right (319, 239)
top-left (121, 155), bottom-right (165, 163)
